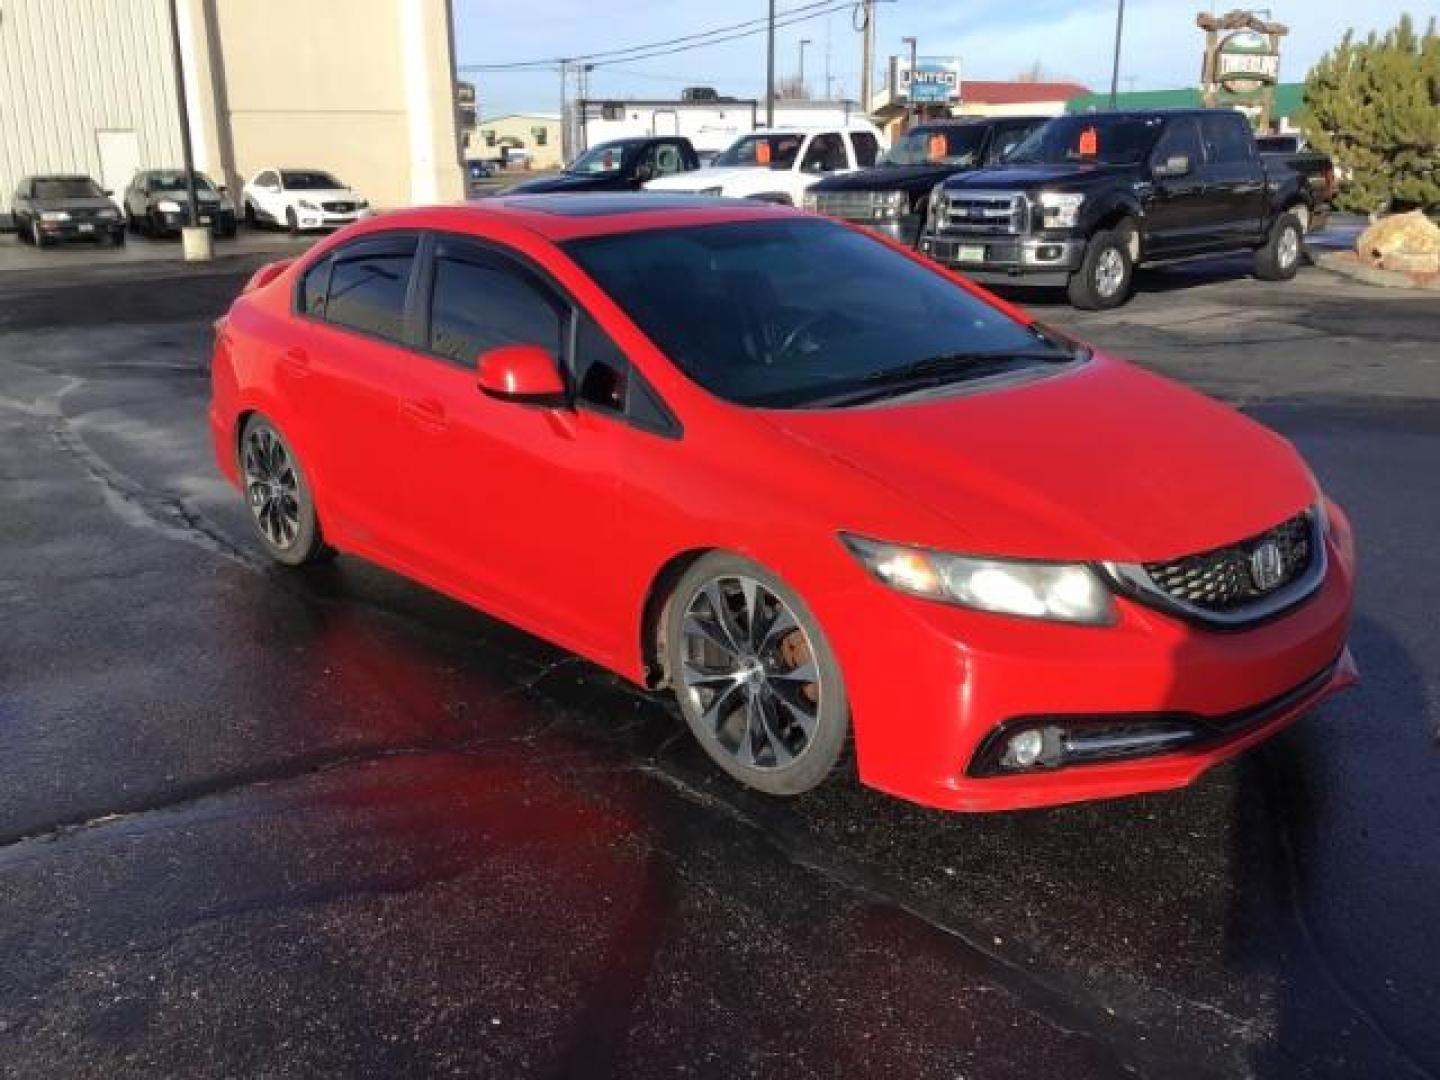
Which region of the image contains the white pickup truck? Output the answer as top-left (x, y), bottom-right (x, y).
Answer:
top-left (644, 123), bottom-right (888, 205)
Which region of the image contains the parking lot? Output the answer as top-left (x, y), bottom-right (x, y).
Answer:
top-left (1, 226), bottom-right (1437, 1079)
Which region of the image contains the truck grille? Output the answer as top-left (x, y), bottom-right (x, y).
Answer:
top-left (811, 191), bottom-right (883, 221)
top-left (934, 189), bottom-right (1028, 235)
top-left (1109, 510), bottom-right (1325, 626)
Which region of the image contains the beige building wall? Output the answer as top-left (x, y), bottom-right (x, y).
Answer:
top-left (0, 0), bottom-right (184, 215)
top-left (474, 115), bottom-right (564, 170)
top-left (181, 0), bottom-right (463, 208)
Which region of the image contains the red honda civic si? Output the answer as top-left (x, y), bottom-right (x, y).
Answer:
top-left (209, 195), bottom-right (1357, 812)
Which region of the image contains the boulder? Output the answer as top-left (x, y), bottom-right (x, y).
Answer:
top-left (1357, 210), bottom-right (1440, 270)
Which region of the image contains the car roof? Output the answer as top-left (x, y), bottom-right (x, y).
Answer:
top-left (25, 174), bottom-right (96, 182)
top-left (912, 116), bottom-right (1049, 127)
top-left (1064, 108), bottom-right (1236, 119)
top-left (370, 194), bottom-right (804, 242)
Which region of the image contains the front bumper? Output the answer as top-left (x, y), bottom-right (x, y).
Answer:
top-left (920, 232), bottom-right (1086, 286)
top-left (36, 218), bottom-right (124, 241)
top-left (155, 208), bottom-right (237, 234)
top-left (826, 212), bottom-right (924, 246)
top-left (293, 207), bottom-right (376, 231)
top-left (814, 503), bottom-right (1357, 812)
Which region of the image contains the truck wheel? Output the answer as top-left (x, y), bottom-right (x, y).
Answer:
top-left (1254, 213), bottom-right (1303, 281)
top-left (1066, 227), bottom-right (1133, 310)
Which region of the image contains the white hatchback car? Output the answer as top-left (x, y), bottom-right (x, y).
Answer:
top-left (241, 168), bottom-right (374, 233)
top-left (644, 124), bottom-right (887, 205)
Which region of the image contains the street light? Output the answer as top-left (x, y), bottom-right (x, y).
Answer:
top-left (902, 35), bottom-right (917, 127)
top-left (799, 38), bottom-right (812, 96)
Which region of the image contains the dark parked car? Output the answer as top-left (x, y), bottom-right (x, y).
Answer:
top-left (803, 117), bottom-right (1046, 246)
top-left (122, 169), bottom-right (238, 238)
top-left (11, 174), bottom-right (125, 247)
top-left (501, 137), bottom-right (701, 195)
top-left (921, 110), bottom-right (1322, 309)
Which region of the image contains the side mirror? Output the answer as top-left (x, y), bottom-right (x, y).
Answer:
top-left (1154, 154), bottom-right (1191, 178)
top-left (476, 344), bottom-right (567, 406)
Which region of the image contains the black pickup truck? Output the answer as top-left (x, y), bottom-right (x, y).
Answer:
top-left (921, 109), bottom-right (1322, 309)
top-left (802, 116), bottom-right (1046, 246)
top-left (501, 137), bottom-right (701, 195)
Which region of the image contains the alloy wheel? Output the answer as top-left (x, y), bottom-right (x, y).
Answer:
top-left (1278, 225), bottom-right (1299, 270)
top-left (242, 426), bottom-right (301, 550)
top-left (678, 574), bottom-right (822, 770)
top-left (1095, 247), bottom-right (1126, 297)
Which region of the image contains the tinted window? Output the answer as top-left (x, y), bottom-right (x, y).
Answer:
top-left (851, 131), bottom-right (880, 167)
top-left (33, 177), bottom-right (103, 199)
top-left (990, 122), bottom-right (1040, 162)
top-left (652, 142), bottom-right (687, 175)
top-left (1151, 118), bottom-right (1204, 167)
top-left (428, 247), bottom-right (563, 365)
top-left (282, 171), bottom-right (343, 190)
top-left (574, 315), bottom-right (628, 412)
top-left (801, 133), bottom-right (847, 173)
top-left (325, 243), bottom-right (416, 340)
top-left (300, 256), bottom-right (333, 316)
top-left (713, 133), bottom-right (803, 169)
top-left (564, 219), bottom-right (1069, 409)
top-left (1200, 114), bottom-right (1254, 165)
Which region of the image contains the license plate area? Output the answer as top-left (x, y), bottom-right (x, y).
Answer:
top-left (956, 244), bottom-right (986, 263)
top-left (78, 222), bottom-right (95, 233)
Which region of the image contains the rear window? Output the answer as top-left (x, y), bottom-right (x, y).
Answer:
top-left (851, 131), bottom-right (880, 167)
top-left (324, 242), bottom-right (416, 341)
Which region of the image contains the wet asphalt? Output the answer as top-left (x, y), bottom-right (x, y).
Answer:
top-left (0, 228), bottom-right (1437, 1079)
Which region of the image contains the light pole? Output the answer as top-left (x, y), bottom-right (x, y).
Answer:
top-left (902, 35), bottom-right (917, 127)
top-left (766, 0), bottom-right (776, 127)
top-left (1108, 0), bottom-right (1125, 108)
top-left (798, 38), bottom-right (812, 97)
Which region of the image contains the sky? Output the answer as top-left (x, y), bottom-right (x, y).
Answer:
top-left (453, 0), bottom-right (1428, 118)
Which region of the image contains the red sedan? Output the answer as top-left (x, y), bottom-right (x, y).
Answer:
top-left (209, 195), bottom-right (1356, 812)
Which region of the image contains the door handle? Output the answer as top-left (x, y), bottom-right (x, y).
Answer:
top-left (278, 346), bottom-right (310, 378)
top-left (400, 396), bottom-right (447, 431)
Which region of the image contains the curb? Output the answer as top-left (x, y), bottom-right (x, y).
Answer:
top-left (1314, 251), bottom-right (1440, 292)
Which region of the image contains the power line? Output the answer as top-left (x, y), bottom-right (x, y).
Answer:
top-left (458, 0), bottom-right (855, 72)
top-left (588, 2), bottom-right (861, 71)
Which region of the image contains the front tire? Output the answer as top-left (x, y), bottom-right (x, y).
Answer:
top-left (1067, 226), bottom-right (1133, 309)
top-left (285, 207), bottom-right (299, 236)
top-left (664, 553), bottom-right (849, 797)
top-left (1254, 212), bottom-right (1303, 281)
top-left (238, 416), bottom-right (330, 566)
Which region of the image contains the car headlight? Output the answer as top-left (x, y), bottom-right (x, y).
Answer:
top-left (40, 211), bottom-right (71, 222)
top-left (157, 199), bottom-right (182, 213)
top-left (96, 208), bottom-right (118, 219)
top-left (298, 199), bottom-right (318, 211)
top-left (1038, 191), bottom-right (1085, 229)
top-left (872, 189), bottom-right (907, 218)
top-left (842, 535), bottom-right (1115, 625)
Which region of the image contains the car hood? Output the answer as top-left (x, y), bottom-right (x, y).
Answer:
top-left (761, 353), bottom-right (1316, 562)
top-left (34, 196), bottom-right (117, 212)
top-left (503, 173), bottom-right (623, 194)
top-left (646, 166), bottom-right (773, 192)
top-left (811, 163), bottom-right (960, 192)
top-left (943, 162), bottom-right (1132, 192)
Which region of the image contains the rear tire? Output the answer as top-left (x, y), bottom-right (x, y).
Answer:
top-left (1066, 226), bottom-right (1133, 310)
top-left (664, 553), bottom-right (850, 797)
top-left (237, 415), bottom-right (332, 566)
top-left (1254, 212), bottom-right (1303, 281)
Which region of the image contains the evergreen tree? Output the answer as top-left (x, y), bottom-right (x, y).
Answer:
top-left (1301, 15), bottom-right (1440, 213)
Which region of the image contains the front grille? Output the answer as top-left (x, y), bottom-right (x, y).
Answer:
top-left (1110, 510), bottom-right (1324, 627)
top-left (1145, 513), bottom-right (1313, 612)
top-left (934, 189), bottom-right (1028, 235)
top-left (323, 201), bottom-right (355, 213)
top-left (812, 191), bottom-right (882, 220)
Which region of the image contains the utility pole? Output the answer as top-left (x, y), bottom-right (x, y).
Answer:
top-left (577, 63), bottom-right (594, 152)
top-left (902, 35), bottom-right (917, 128)
top-left (798, 38), bottom-right (811, 96)
top-left (165, 0), bottom-right (199, 229)
top-left (765, 0), bottom-right (776, 127)
top-left (1108, 0), bottom-right (1125, 108)
top-left (859, 0), bottom-right (875, 112)
top-left (559, 59), bottom-right (570, 163)
top-left (824, 19), bottom-right (833, 100)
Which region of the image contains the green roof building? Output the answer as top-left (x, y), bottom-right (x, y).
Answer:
top-left (1065, 83), bottom-right (1306, 125)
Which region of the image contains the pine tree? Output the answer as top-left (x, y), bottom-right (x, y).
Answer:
top-left (1300, 15), bottom-right (1440, 214)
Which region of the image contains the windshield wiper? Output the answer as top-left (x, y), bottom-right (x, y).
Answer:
top-left (806, 350), bottom-right (1070, 408)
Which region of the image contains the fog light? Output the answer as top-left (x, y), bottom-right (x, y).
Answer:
top-left (1006, 729), bottom-right (1045, 768)
top-left (1038, 245), bottom-right (1062, 261)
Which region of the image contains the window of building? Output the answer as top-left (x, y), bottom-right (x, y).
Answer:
top-left (532, 126), bottom-right (548, 146)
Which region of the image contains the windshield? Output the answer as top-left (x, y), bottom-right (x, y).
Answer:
top-left (148, 171), bottom-right (217, 192)
top-left (882, 126), bottom-right (986, 167)
top-left (712, 133), bottom-right (803, 170)
top-left (281, 171), bottom-right (343, 190)
top-left (563, 219), bottom-right (1071, 409)
top-left (33, 177), bottom-right (104, 199)
top-left (1255, 135), bottom-right (1299, 153)
top-left (1006, 116), bottom-right (1163, 166)
top-left (567, 142), bottom-right (636, 175)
